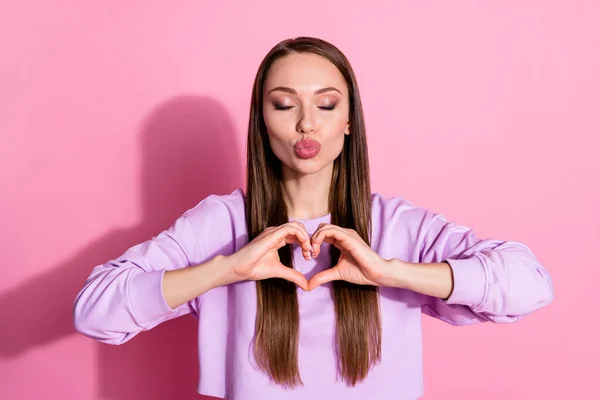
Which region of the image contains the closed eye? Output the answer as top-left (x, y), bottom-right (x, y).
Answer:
top-left (318, 105), bottom-right (336, 111)
top-left (273, 105), bottom-right (336, 111)
top-left (274, 105), bottom-right (294, 111)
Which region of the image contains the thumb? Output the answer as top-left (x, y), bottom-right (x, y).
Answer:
top-left (275, 264), bottom-right (308, 291)
top-left (307, 268), bottom-right (340, 291)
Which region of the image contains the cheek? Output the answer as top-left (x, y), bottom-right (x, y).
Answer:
top-left (317, 123), bottom-right (347, 161)
top-left (263, 110), bottom-right (291, 139)
top-left (262, 115), bottom-right (291, 161)
top-left (331, 129), bottom-right (347, 153)
top-left (323, 115), bottom-right (349, 140)
top-left (326, 104), bottom-right (350, 132)
top-left (264, 124), bottom-right (291, 159)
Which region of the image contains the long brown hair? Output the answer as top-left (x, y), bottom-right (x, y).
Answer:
top-left (245, 37), bottom-right (381, 387)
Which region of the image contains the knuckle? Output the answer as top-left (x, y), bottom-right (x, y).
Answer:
top-left (287, 222), bottom-right (302, 233)
top-left (345, 228), bottom-right (358, 236)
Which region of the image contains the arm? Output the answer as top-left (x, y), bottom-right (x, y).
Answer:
top-left (73, 189), bottom-right (307, 344)
top-left (162, 255), bottom-right (235, 309)
top-left (73, 212), bottom-right (220, 344)
top-left (385, 260), bottom-right (454, 300)
top-left (402, 210), bottom-right (554, 325)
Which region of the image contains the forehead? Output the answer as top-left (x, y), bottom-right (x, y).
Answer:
top-left (264, 52), bottom-right (347, 94)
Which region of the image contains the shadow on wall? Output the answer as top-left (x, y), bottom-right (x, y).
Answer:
top-left (0, 95), bottom-right (243, 400)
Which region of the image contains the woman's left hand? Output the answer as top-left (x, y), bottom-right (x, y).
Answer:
top-left (307, 223), bottom-right (396, 291)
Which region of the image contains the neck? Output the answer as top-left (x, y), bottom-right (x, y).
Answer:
top-left (281, 163), bottom-right (333, 220)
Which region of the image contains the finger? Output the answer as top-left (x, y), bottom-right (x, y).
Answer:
top-left (283, 222), bottom-right (313, 259)
top-left (312, 226), bottom-right (351, 258)
top-left (288, 221), bottom-right (310, 238)
top-left (269, 225), bottom-right (312, 259)
top-left (322, 233), bottom-right (375, 270)
top-left (289, 221), bottom-right (312, 257)
top-left (278, 235), bottom-right (313, 261)
top-left (307, 268), bottom-right (340, 291)
top-left (316, 227), bottom-right (372, 268)
top-left (309, 223), bottom-right (331, 257)
top-left (275, 265), bottom-right (308, 291)
top-left (275, 224), bottom-right (308, 243)
top-left (273, 235), bottom-right (299, 250)
top-left (274, 239), bottom-right (287, 250)
top-left (312, 225), bottom-right (347, 246)
top-left (272, 235), bottom-right (311, 261)
top-left (321, 235), bottom-right (346, 252)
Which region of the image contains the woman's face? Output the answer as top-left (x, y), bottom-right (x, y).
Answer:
top-left (262, 52), bottom-right (350, 177)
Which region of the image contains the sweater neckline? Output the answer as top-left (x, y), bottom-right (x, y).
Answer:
top-left (289, 213), bottom-right (331, 232)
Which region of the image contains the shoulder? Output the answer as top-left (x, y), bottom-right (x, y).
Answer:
top-left (371, 192), bottom-right (434, 226)
top-left (182, 188), bottom-right (247, 259)
top-left (184, 188), bottom-right (245, 218)
top-left (370, 192), bottom-right (450, 261)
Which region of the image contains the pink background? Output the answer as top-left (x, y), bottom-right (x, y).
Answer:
top-left (1, 1), bottom-right (597, 399)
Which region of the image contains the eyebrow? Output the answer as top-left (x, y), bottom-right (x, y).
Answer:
top-left (267, 86), bottom-right (342, 95)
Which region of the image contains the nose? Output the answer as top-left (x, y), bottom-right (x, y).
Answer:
top-left (296, 107), bottom-right (316, 135)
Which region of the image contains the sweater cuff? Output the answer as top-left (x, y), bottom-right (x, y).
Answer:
top-left (444, 256), bottom-right (487, 308)
top-left (129, 269), bottom-right (175, 326)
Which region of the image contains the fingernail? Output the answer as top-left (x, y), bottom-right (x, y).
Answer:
top-left (309, 250), bottom-right (314, 259)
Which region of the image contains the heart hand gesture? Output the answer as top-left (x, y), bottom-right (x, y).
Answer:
top-left (226, 222), bottom-right (313, 290)
top-left (307, 224), bottom-right (393, 291)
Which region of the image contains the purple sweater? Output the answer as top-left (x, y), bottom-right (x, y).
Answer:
top-left (73, 189), bottom-right (553, 400)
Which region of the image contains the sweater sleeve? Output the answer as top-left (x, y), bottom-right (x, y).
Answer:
top-left (416, 210), bottom-right (554, 325)
top-left (73, 212), bottom-right (203, 344)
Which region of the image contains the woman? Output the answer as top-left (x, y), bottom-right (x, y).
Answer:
top-left (73, 37), bottom-right (554, 400)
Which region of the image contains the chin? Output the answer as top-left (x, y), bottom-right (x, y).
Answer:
top-left (287, 157), bottom-right (332, 176)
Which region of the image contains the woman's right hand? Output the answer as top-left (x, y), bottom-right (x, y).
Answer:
top-left (225, 222), bottom-right (313, 290)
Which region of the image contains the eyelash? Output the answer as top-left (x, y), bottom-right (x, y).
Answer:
top-left (273, 105), bottom-right (336, 111)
